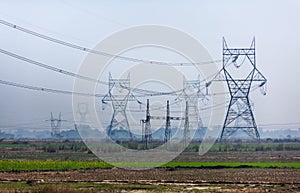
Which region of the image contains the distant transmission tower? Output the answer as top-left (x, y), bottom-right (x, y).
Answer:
top-left (178, 78), bottom-right (206, 143)
top-left (102, 73), bottom-right (141, 140)
top-left (141, 99), bottom-right (152, 149)
top-left (165, 100), bottom-right (171, 142)
top-left (74, 103), bottom-right (89, 133)
top-left (77, 103), bottom-right (88, 125)
top-left (209, 38), bottom-right (267, 141)
top-left (47, 112), bottom-right (66, 138)
top-left (164, 100), bottom-right (184, 142)
top-left (142, 100), bottom-right (184, 145)
top-left (183, 101), bottom-right (189, 146)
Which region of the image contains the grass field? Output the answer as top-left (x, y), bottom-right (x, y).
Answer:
top-left (0, 140), bottom-right (300, 171)
top-left (0, 160), bottom-right (111, 171)
top-left (0, 160), bottom-right (299, 172)
top-left (0, 140), bottom-right (300, 192)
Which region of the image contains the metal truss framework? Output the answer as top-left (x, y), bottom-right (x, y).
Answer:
top-left (141, 99), bottom-right (152, 149)
top-left (77, 103), bottom-right (89, 124)
top-left (102, 73), bottom-right (141, 140)
top-left (179, 78), bottom-right (206, 144)
top-left (47, 112), bottom-right (65, 138)
top-left (217, 38), bottom-right (267, 141)
top-left (183, 100), bottom-right (189, 146)
top-left (141, 100), bottom-right (185, 148)
top-left (74, 103), bottom-right (89, 132)
top-left (142, 78), bottom-right (205, 147)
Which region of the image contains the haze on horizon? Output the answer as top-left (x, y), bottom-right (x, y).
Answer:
top-left (0, 0), bottom-right (299, 133)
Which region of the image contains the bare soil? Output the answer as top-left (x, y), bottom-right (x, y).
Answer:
top-left (0, 168), bottom-right (299, 192)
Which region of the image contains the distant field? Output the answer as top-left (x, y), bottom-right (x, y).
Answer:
top-left (0, 160), bottom-right (299, 172)
top-left (0, 140), bottom-right (300, 172)
top-left (0, 140), bottom-right (300, 192)
top-left (1, 140), bottom-right (300, 162)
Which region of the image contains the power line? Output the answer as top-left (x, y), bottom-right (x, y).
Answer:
top-left (0, 48), bottom-right (186, 97)
top-left (0, 78), bottom-right (179, 111)
top-left (0, 77), bottom-right (229, 113)
top-left (258, 123), bottom-right (300, 127)
top-left (0, 19), bottom-right (225, 96)
top-left (0, 19), bottom-right (221, 66)
top-left (0, 79), bottom-right (105, 98)
top-left (0, 48), bottom-right (108, 85)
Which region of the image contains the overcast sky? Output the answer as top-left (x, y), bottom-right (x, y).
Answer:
top-left (0, 0), bottom-right (299, 131)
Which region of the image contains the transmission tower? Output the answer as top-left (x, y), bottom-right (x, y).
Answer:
top-left (164, 100), bottom-right (184, 142)
top-left (141, 100), bottom-right (184, 145)
top-left (141, 99), bottom-right (152, 149)
top-left (102, 73), bottom-right (141, 140)
top-left (209, 38), bottom-right (267, 141)
top-left (46, 112), bottom-right (66, 138)
top-left (183, 101), bottom-right (189, 146)
top-left (165, 100), bottom-right (171, 142)
top-left (178, 78), bottom-right (206, 143)
top-left (74, 103), bottom-right (90, 134)
top-left (77, 103), bottom-right (88, 125)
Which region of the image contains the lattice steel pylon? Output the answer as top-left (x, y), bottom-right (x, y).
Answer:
top-left (77, 103), bottom-right (88, 125)
top-left (46, 112), bottom-right (66, 138)
top-left (141, 99), bottom-right (152, 149)
top-left (183, 101), bottom-right (189, 146)
top-left (102, 73), bottom-right (141, 140)
top-left (141, 99), bottom-right (184, 146)
top-left (74, 103), bottom-right (89, 133)
top-left (165, 100), bottom-right (171, 142)
top-left (218, 37), bottom-right (267, 141)
top-left (179, 78), bottom-right (206, 143)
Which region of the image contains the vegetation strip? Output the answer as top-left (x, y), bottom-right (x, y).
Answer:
top-left (0, 160), bottom-right (299, 171)
top-left (0, 160), bottom-right (112, 171)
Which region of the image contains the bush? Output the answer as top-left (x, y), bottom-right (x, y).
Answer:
top-left (45, 146), bottom-right (57, 153)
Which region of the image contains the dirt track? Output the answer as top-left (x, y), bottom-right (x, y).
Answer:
top-left (0, 168), bottom-right (299, 192)
top-left (1, 168), bottom-right (299, 183)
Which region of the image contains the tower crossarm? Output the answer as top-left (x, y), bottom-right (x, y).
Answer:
top-left (149, 116), bottom-right (184, 120)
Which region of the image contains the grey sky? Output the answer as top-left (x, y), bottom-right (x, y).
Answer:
top-left (0, 0), bottom-right (299, 131)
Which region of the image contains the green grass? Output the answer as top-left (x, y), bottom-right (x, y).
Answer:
top-left (0, 160), bottom-right (299, 171)
top-left (0, 160), bottom-right (112, 171)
